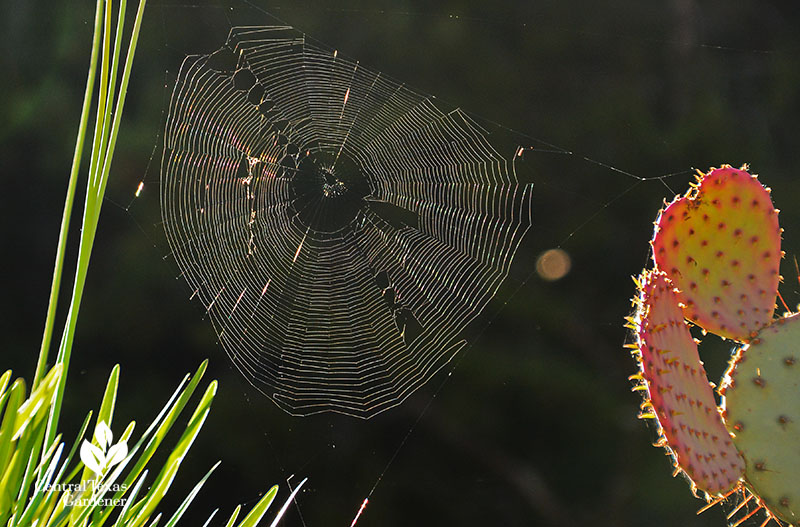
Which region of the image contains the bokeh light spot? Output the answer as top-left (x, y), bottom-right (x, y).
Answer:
top-left (536, 248), bottom-right (571, 281)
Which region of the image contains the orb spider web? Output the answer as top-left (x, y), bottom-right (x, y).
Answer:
top-left (161, 26), bottom-right (533, 418)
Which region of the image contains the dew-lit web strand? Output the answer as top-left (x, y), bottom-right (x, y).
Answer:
top-left (161, 25), bottom-right (535, 418)
top-left (154, 11), bottom-right (695, 521)
top-left (115, 6), bottom-right (766, 523)
top-left (160, 3), bottom-right (684, 409)
top-left (153, 5), bottom-right (692, 512)
top-left (230, 2), bottom-right (734, 190)
top-left (229, 2), bottom-right (687, 213)
top-left (350, 172), bottom-right (699, 523)
top-left (243, 28), bottom-right (690, 526)
top-left (126, 19), bottom-right (680, 424)
top-left (108, 11), bottom-right (692, 527)
top-left (142, 8), bottom-right (687, 196)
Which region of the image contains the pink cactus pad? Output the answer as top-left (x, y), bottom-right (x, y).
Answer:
top-left (652, 166), bottom-right (782, 341)
top-left (632, 270), bottom-right (744, 495)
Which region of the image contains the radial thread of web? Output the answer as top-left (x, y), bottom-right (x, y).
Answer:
top-left (161, 26), bottom-right (534, 418)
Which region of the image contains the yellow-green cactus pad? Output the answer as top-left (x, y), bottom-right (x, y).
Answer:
top-left (722, 313), bottom-right (800, 525)
top-left (652, 165), bottom-right (781, 341)
top-left (633, 270), bottom-right (744, 495)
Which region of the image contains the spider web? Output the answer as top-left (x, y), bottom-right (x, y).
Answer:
top-left (161, 26), bottom-right (534, 418)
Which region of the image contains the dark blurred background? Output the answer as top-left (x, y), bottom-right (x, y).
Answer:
top-left (2, 1), bottom-right (800, 526)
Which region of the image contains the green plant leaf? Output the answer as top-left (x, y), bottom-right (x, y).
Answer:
top-left (0, 371), bottom-right (13, 404)
top-left (0, 379), bottom-right (26, 483)
top-left (237, 485), bottom-right (278, 527)
top-left (97, 366), bottom-right (120, 436)
top-left (13, 442), bottom-right (63, 527)
top-left (112, 469), bottom-right (148, 527)
top-left (11, 419), bottom-right (49, 520)
top-left (56, 411), bottom-right (93, 485)
top-left (14, 364), bottom-right (61, 441)
top-left (127, 381), bottom-right (217, 527)
top-left (92, 361), bottom-right (208, 527)
top-left (267, 479), bottom-right (306, 527)
top-left (45, 0), bottom-right (147, 455)
top-left (32, 0), bottom-right (104, 392)
top-left (162, 461), bottom-right (220, 527)
top-left (222, 505), bottom-right (241, 527)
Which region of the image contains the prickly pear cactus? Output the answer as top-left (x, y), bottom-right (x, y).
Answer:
top-left (629, 165), bottom-right (798, 525)
top-left (721, 314), bottom-right (800, 523)
top-left (651, 166), bottom-right (781, 340)
top-left (632, 270), bottom-right (744, 494)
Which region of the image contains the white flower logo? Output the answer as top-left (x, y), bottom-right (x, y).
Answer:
top-left (79, 421), bottom-right (128, 478)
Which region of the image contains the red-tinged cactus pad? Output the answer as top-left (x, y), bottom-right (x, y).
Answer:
top-left (652, 165), bottom-right (781, 341)
top-left (633, 270), bottom-right (744, 494)
top-left (721, 313), bottom-right (800, 525)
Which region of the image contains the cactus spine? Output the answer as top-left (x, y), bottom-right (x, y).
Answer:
top-left (630, 165), bottom-right (797, 526)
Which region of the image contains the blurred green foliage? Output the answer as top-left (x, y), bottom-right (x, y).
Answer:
top-left (2, 1), bottom-right (800, 526)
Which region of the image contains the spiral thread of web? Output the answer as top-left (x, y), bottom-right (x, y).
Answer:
top-left (161, 26), bottom-right (533, 417)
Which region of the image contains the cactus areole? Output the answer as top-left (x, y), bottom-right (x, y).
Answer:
top-left (722, 313), bottom-right (800, 524)
top-left (633, 270), bottom-right (744, 494)
top-left (651, 166), bottom-right (781, 340)
top-left (630, 165), bottom-right (798, 526)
